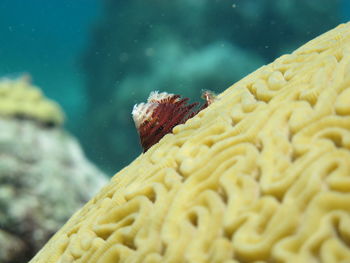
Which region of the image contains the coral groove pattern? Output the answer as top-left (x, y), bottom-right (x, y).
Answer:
top-left (30, 23), bottom-right (350, 263)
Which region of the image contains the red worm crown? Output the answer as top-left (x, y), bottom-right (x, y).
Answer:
top-left (132, 91), bottom-right (214, 152)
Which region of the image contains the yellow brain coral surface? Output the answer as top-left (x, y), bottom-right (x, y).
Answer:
top-left (30, 23), bottom-right (350, 263)
top-left (0, 76), bottom-right (64, 125)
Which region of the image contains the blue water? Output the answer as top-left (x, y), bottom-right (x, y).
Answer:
top-left (0, 0), bottom-right (348, 174)
top-left (0, 0), bottom-right (101, 130)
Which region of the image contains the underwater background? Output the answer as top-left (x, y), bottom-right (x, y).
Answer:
top-left (1, 0), bottom-right (349, 175)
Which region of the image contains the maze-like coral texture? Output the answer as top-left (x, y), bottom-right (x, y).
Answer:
top-left (30, 23), bottom-right (350, 263)
top-left (0, 76), bottom-right (64, 126)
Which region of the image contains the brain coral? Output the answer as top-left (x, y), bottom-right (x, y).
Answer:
top-left (30, 22), bottom-right (350, 263)
top-left (0, 76), bottom-right (64, 126)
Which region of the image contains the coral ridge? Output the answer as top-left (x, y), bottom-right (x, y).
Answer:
top-left (30, 22), bottom-right (350, 263)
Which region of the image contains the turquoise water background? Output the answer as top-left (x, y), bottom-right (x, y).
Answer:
top-left (0, 0), bottom-right (100, 128)
top-left (0, 0), bottom-right (349, 174)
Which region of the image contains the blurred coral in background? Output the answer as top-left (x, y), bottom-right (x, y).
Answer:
top-left (80, 0), bottom-right (340, 173)
top-left (0, 77), bottom-right (107, 262)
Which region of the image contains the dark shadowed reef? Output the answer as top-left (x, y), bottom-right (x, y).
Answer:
top-left (80, 0), bottom-right (341, 173)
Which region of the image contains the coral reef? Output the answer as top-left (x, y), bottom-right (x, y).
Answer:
top-left (0, 77), bottom-right (108, 263)
top-left (81, 0), bottom-right (340, 173)
top-left (0, 76), bottom-right (64, 126)
top-left (31, 22), bottom-right (350, 262)
top-left (0, 117), bottom-right (108, 262)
